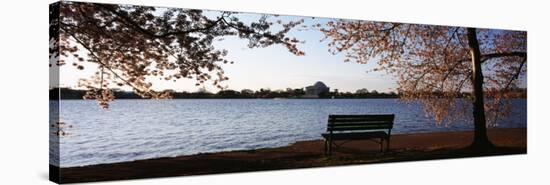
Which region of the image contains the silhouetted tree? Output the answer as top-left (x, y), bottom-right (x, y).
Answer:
top-left (320, 21), bottom-right (526, 149)
top-left (292, 88), bottom-right (306, 97)
top-left (355, 88), bottom-right (369, 94)
top-left (50, 2), bottom-right (304, 108)
top-left (240, 89), bottom-right (254, 96)
top-left (217, 90), bottom-right (240, 98)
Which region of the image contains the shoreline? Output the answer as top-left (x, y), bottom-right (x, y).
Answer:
top-left (55, 128), bottom-right (526, 183)
top-left (54, 97), bottom-right (402, 100)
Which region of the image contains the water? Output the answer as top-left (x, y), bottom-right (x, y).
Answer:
top-left (50, 99), bottom-right (526, 167)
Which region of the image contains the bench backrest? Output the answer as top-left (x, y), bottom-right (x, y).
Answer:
top-left (327, 114), bottom-right (395, 132)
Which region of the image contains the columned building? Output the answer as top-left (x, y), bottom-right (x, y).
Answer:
top-left (303, 81), bottom-right (330, 98)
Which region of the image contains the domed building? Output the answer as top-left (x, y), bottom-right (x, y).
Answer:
top-left (303, 81), bottom-right (330, 98)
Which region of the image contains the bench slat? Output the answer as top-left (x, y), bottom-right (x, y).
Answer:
top-left (328, 121), bottom-right (393, 126)
top-left (328, 125), bottom-right (392, 131)
top-left (329, 119), bottom-right (394, 123)
top-left (322, 131), bottom-right (389, 140)
top-left (329, 114), bottom-right (395, 118)
top-left (329, 114), bottom-right (394, 121)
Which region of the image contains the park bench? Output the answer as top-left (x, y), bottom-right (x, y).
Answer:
top-left (322, 114), bottom-right (395, 156)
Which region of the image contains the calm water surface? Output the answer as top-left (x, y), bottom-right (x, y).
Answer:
top-left (50, 99), bottom-right (526, 167)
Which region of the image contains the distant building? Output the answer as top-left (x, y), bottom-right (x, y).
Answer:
top-left (303, 81), bottom-right (330, 98)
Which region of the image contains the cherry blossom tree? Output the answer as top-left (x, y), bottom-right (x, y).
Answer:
top-left (50, 2), bottom-right (304, 108)
top-left (319, 21), bottom-right (526, 149)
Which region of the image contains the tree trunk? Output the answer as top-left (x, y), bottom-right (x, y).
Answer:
top-left (466, 28), bottom-right (493, 150)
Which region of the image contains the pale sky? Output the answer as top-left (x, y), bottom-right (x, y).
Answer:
top-left (57, 10), bottom-right (398, 93)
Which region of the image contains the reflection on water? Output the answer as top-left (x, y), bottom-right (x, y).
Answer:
top-left (51, 99), bottom-right (526, 167)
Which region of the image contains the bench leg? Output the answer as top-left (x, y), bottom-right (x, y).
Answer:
top-left (385, 137), bottom-right (390, 153)
top-left (324, 139), bottom-right (328, 156)
top-left (379, 138), bottom-right (383, 152)
top-left (327, 139), bottom-right (332, 156)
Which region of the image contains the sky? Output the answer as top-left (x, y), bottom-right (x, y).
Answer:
top-left (57, 9), bottom-right (397, 93)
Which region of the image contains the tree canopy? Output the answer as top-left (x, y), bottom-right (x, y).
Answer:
top-left (318, 20), bottom-right (526, 147)
top-left (50, 2), bottom-right (304, 108)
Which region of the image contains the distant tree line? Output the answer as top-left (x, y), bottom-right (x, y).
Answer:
top-left (51, 87), bottom-right (403, 100)
top-left (50, 87), bottom-right (525, 100)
